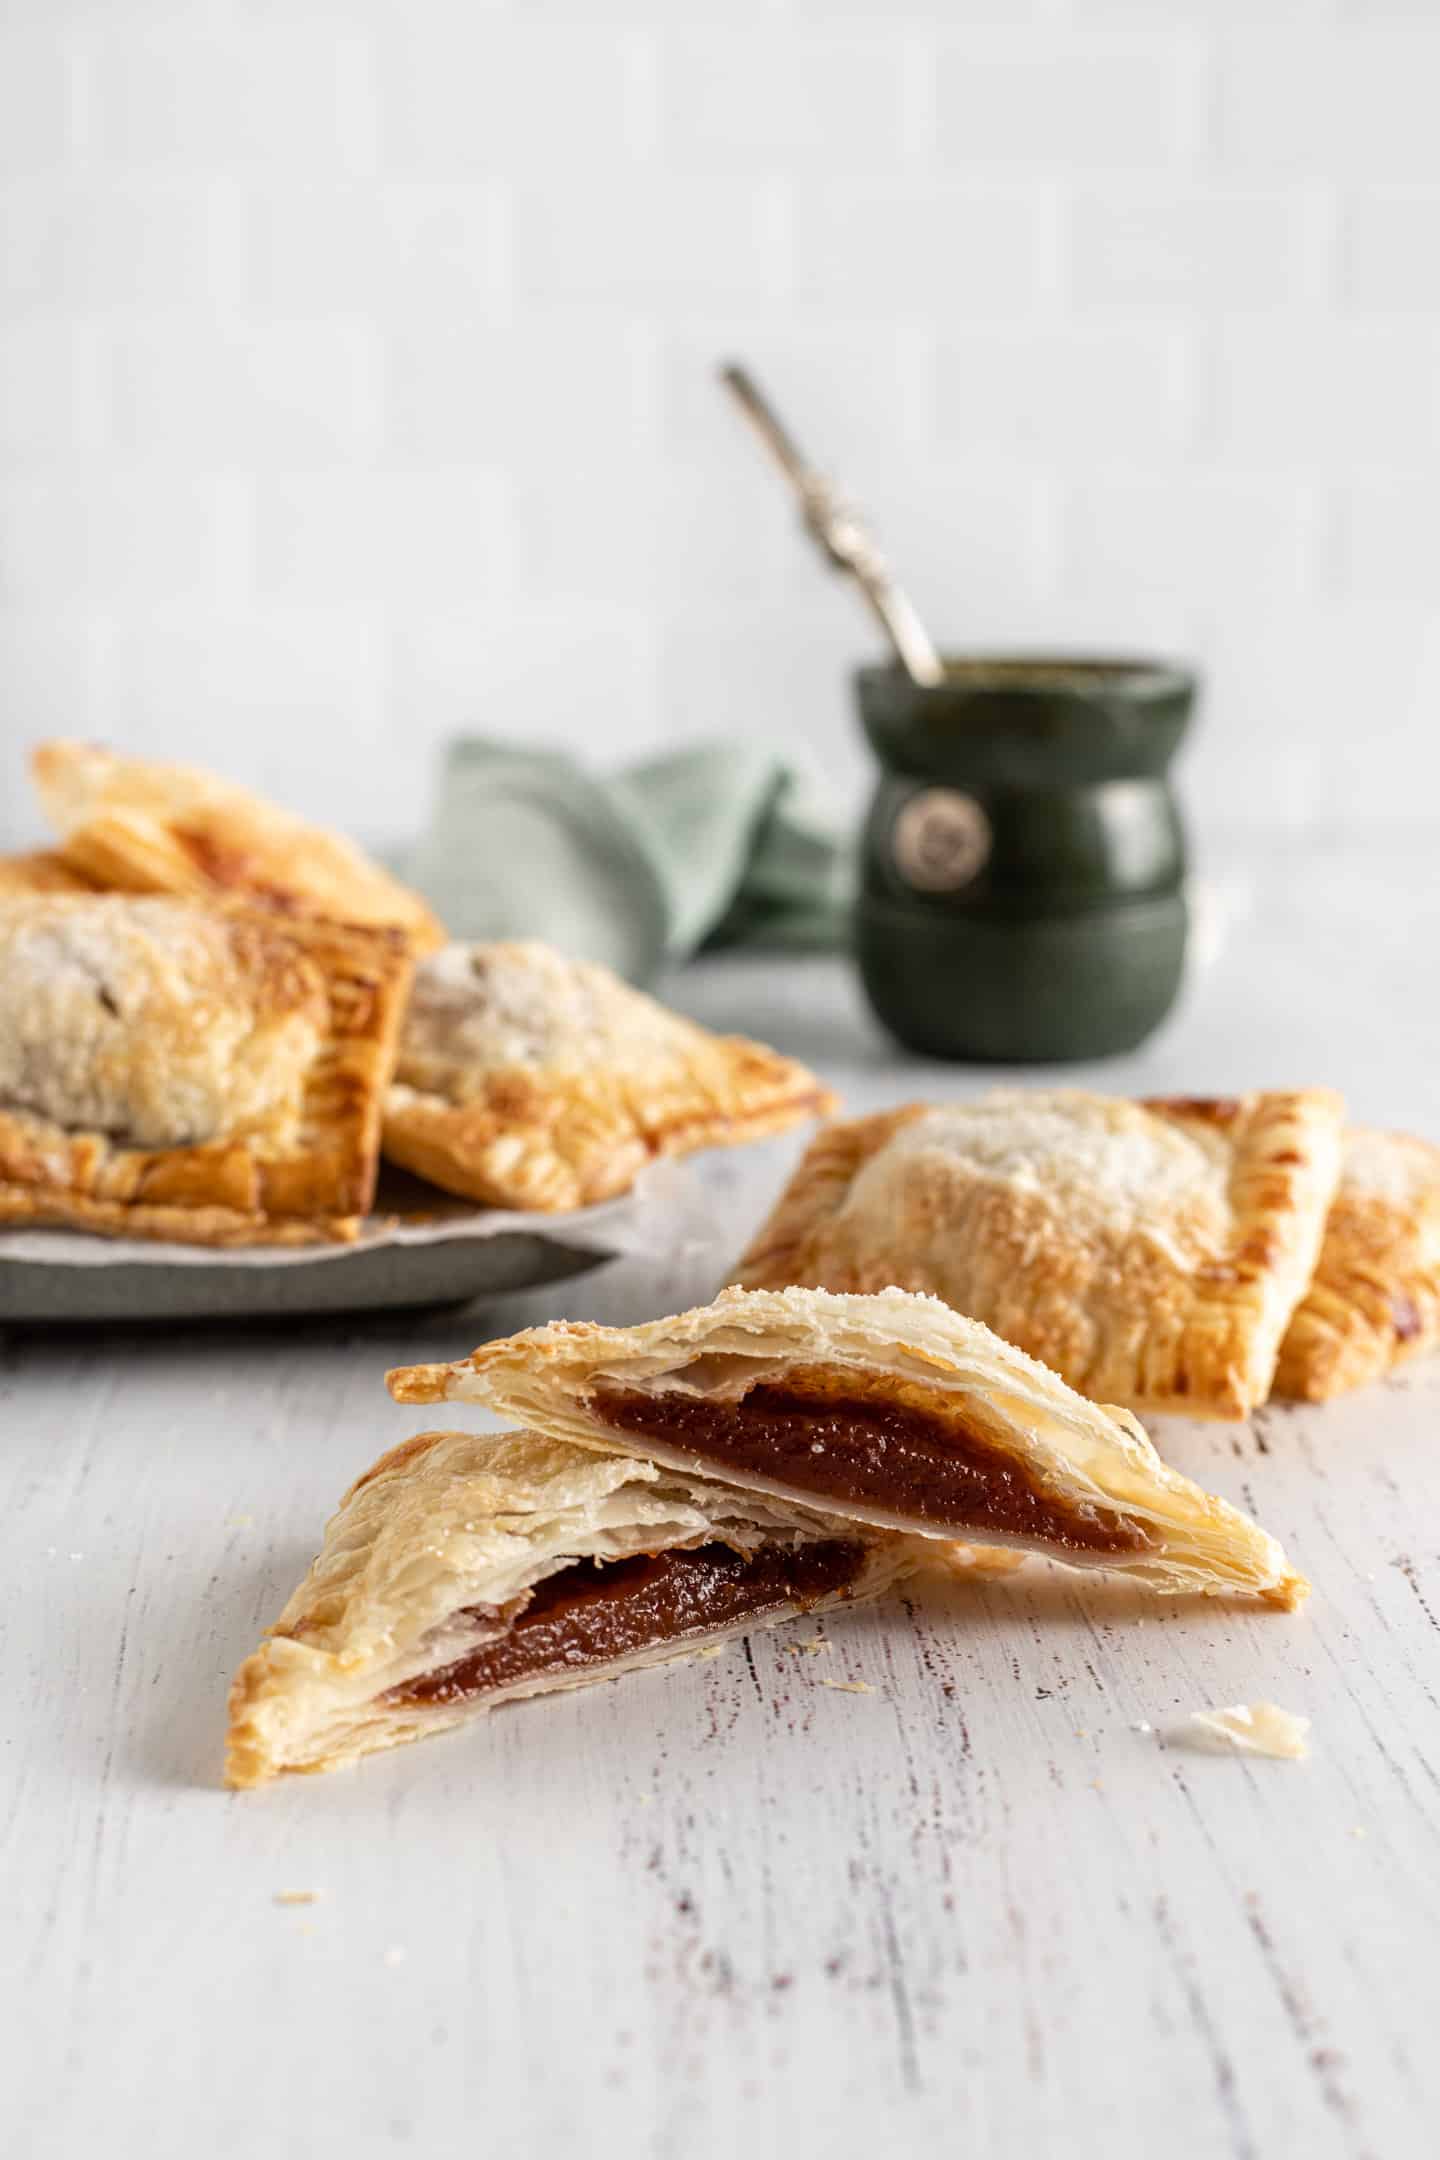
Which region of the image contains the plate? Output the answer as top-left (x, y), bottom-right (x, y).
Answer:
top-left (0, 1162), bottom-right (701, 1325)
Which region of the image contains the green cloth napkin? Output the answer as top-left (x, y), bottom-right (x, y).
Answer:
top-left (405, 738), bottom-right (850, 984)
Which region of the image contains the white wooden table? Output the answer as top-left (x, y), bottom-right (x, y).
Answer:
top-left (7, 837), bottom-right (1440, 2160)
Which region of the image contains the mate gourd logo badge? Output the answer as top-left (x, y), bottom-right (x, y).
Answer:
top-left (892, 789), bottom-right (991, 893)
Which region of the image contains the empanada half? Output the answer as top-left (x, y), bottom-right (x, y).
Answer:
top-left (381, 939), bottom-right (839, 1211)
top-left (31, 740), bottom-right (445, 952)
top-left (388, 1286), bottom-right (1307, 1607)
top-left (0, 894), bottom-right (412, 1244)
top-left (1273, 1127), bottom-right (1440, 1402)
top-left (226, 1427), bottom-right (919, 1784)
top-left (731, 1090), bottom-right (1345, 1419)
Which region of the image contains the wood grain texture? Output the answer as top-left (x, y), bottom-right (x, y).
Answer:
top-left (4, 840), bottom-right (1440, 2160)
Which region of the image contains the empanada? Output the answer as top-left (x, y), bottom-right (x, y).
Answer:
top-left (31, 740), bottom-right (445, 951)
top-left (1273, 1127), bottom-right (1440, 1402)
top-left (226, 1427), bottom-right (919, 1784)
top-left (0, 894), bottom-right (412, 1244)
top-left (731, 1091), bottom-right (1345, 1418)
top-left (388, 1285), bottom-right (1307, 1606)
top-left (381, 939), bottom-right (838, 1211)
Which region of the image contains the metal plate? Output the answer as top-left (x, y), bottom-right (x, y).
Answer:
top-left (0, 1230), bottom-right (617, 1325)
top-left (0, 1164), bottom-right (695, 1326)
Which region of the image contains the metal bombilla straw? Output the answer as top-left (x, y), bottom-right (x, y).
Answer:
top-left (718, 361), bottom-right (944, 689)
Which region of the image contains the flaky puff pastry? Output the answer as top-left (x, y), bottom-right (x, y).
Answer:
top-left (388, 1285), bottom-right (1308, 1607)
top-left (226, 1427), bottom-right (922, 1784)
top-left (731, 1091), bottom-right (1345, 1419)
top-left (381, 939), bottom-right (838, 1211)
top-left (1273, 1128), bottom-right (1440, 1402)
top-left (0, 894), bottom-right (412, 1244)
top-left (31, 740), bottom-right (445, 952)
top-left (0, 851), bottom-right (97, 895)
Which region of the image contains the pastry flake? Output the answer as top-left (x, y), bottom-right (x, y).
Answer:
top-left (1184, 1702), bottom-right (1310, 1760)
top-left (1273, 1127), bottom-right (1440, 1401)
top-left (387, 1285), bottom-right (1308, 1607)
top-left (226, 1426), bottom-right (917, 1783)
top-left (31, 740), bottom-right (445, 951)
top-left (731, 1090), bottom-right (1346, 1418)
top-left (0, 894), bottom-right (412, 1244)
top-left (381, 939), bottom-right (839, 1211)
top-left (0, 850), bottom-right (97, 895)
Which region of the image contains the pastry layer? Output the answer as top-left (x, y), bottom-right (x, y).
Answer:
top-left (388, 1285), bottom-right (1308, 1606)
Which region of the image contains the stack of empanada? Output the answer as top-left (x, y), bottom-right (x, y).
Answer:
top-left (731, 1091), bottom-right (1440, 1413)
top-left (1, 744), bottom-right (835, 1244)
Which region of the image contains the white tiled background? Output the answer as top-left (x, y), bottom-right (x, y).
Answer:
top-left (3, 1), bottom-right (1439, 852)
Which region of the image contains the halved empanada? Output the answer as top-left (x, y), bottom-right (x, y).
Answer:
top-left (0, 893), bottom-right (412, 1244)
top-left (31, 740), bottom-right (445, 951)
top-left (1274, 1127), bottom-right (1440, 1402)
top-left (381, 939), bottom-right (838, 1211)
top-left (731, 1091), bottom-right (1345, 1418)
top-left (388, 1286), bottom-right (1308, 1606)
top-left (226, 1427), bottom-right (919, 1784)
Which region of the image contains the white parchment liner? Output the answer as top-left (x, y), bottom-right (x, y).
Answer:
top-left (0, 1158), bottom-right (710, 1271)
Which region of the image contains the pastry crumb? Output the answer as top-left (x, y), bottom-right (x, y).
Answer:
top-left (635, 1792), bottom-right (654, 1808)
top-left (785, 1637), bottom-right (830, 1656)
top-left (1349, 1826), bottom-right (1367, 1840)
top-left (945, 1543), bottom-right (1026, 1574)
top-left (820, 1678), bottom-right (876, 1695)
top-left (228, 1513), bottom-right (255, 1529)
top-left (383, 1945), bottom-right (407, 1966)
top-left (273, 1889), bottom-right (323, 1906)
top-left (694, 1643), bottom-right (725, 1661)
top-left (1184, 1702), bottom-right (1309, 1760)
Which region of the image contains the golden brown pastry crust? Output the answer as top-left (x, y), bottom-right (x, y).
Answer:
top-left (0, 850), bottom-right (97, 895)
top-left (31, 740), bottom-right (445, 951)
top-left (0, 895), bottom-right (412, 1245)
top-left (387, 1285), bottom-right (1308, 1607)
top-left (731, 1090), bottom-right (1345, 1419)
top-left (226, 1425), bottom-right (918, 1784)
top-left (1273, 1127), bottom-right (1440, 1401)
top-left (381, 940), bottom-right (839, 1210)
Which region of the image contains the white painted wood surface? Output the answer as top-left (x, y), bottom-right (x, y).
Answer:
top-left (6, 837), bottom-right (1440, 2160)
